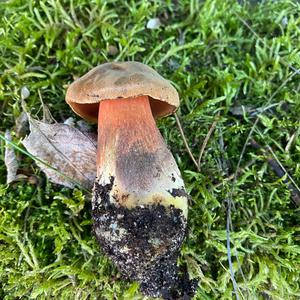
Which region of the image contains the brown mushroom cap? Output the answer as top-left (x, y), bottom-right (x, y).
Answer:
top-left (65, 61), bottom-right (179, 122)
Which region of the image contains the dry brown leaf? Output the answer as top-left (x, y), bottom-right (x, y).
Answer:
top-left (15, 112), bottom-right (29, 137)
top-left (5, 130), bottom-right (19, 184)
top-left (23, 117), bottom-right (97, 189)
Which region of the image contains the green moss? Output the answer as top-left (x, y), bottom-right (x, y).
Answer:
top-left (1, 0), bottom-right (300, 299)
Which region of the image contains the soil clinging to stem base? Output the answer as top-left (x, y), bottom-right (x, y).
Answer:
top-left (92, 178), bottom-right (197, 299)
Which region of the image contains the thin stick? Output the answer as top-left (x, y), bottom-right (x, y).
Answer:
top-left (38, 89), bottom-right (56, 123)
top-left (174, 113), bottom-right (200, 172)
top-left (225, 19), bottom-right (300, 297)
top-left (225, 117), bottom-right (258, 300)
top-left (198, 113), bottom-right (219, 170)
top-left (250, 137), bottom-right (300, 206)
top-left (226, 197), bottom-right (241, 300)
top-left (285, 126), bottom-right (300, 152)
top-left (214, 159), bottom-right (256, 188)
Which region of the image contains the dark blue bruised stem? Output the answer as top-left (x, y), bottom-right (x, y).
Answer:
top-left (91, 178), bottom-right (197, 299)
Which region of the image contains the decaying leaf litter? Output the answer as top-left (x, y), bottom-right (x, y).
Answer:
top-left (23, 117), bottom-right (97, 189)
top-left (1, 1), bottom-right (300, 299)
top-left (4, 130), bottom-right (19, 184)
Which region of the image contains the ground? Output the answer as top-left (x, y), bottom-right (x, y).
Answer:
top-left (0, 0), bottom-right (300, 299)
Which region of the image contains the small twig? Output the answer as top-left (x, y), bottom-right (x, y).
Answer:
top-left (198, 113), bottom-right (219, 170)
top-left (223, 36), bottom-right (299, 299)
top-left (226, 199), bottom-right (241, 300)
top-left (217, 125), bottom-right (230, 176)
top-left (224, 117), bottom-right (258, 300)
top-left (249, 138), bottom-right (300, 206)
top-left (223, 71), bottom-right (299, 297)
top-left (38, 89), bottom-right (56, 123)
top-left (223, 14), bottom-right (300, 299)
top-left (214, 159), bottom-right (256, 188)
top-left (174, 113), bottom-right (200, 172)
top-left (285, 126), bottom-right (300, 152)
top-left (216, 122), bottom-right (244, 300)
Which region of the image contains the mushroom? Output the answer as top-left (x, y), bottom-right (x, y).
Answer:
top-left (66, 62), bottom-right (195, 298)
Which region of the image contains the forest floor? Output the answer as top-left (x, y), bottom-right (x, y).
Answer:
top-left (0, 0), bottom-right (300, 299)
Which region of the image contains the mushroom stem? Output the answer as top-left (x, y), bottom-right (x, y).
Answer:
top-left (96, 95), bottom-right (161, 176)
top-left (92, 96), bottom-right (193, 298)
top-left (96, 95), bottom-right (187, 215)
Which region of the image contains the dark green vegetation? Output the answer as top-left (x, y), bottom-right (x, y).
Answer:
top-left (1, 0), bottom-right (300, 299)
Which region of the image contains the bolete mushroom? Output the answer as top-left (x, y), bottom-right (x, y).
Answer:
top-left (66, 62), bottom-right (195, 298)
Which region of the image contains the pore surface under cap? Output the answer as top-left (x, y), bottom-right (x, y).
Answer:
top-left (65, 61), bottom-right (179, 122)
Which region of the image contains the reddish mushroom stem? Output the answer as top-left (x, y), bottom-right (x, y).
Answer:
top-left (97, 95), bottom-right (160, 176)
top-left (95, 95), bottom-right (188, 213)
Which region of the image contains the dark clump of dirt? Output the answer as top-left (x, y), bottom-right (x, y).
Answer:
top-left (171, 174), bottom-right (176, 182)
top-left (92, 181), bottom-right (197, 299)
top-left (168, 187), bottom-right (188, 198)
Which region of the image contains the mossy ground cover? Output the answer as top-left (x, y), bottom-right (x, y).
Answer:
top-left (0, 0), bottom-right (300, 299)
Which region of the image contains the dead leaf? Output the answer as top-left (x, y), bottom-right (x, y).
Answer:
top-left (15, 112), bottom-right (29, 137)
top-left (22, 117), bottom-right (97, 189)
top-left (5, 130), bottom-right (19, 184)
